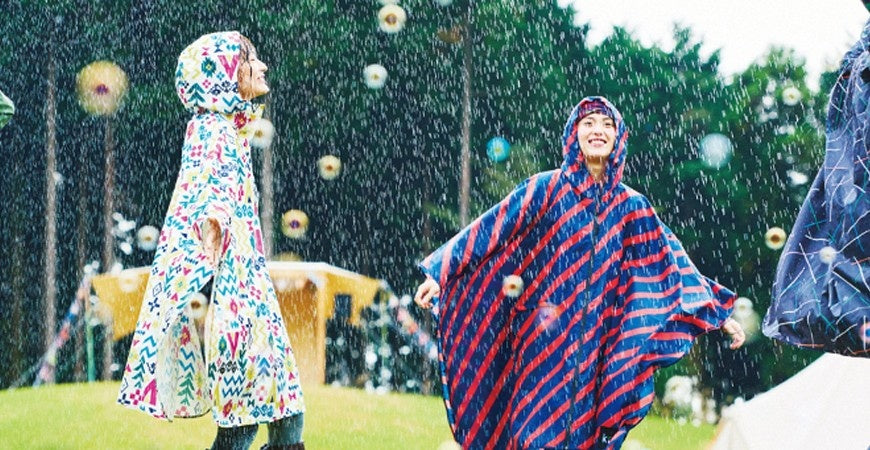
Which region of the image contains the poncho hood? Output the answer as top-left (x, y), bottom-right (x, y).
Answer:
top-left (560, 96), bottom-right (629, 201)
top-left (175, 31), bottom-right (253, 117)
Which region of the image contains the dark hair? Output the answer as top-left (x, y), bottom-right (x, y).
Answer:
top-left (239, 34), bottom-right (255, 80)
top-left (237, 34), bottom-right (257, 99)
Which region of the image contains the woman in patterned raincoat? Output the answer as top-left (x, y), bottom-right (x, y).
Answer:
top-left (415, 97), bottom-right (745, 449)
top-left (118, 31), bottom-right (305, 450)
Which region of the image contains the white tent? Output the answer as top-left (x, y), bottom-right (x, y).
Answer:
top-left (712, 353), bottom-right (870, 450)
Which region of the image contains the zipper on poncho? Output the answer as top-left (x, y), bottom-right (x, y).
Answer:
top-left (565, 187), bottom-right (601, 448)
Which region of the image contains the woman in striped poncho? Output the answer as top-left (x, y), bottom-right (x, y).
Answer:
top-left (415, 96), bottom-right (745, 449)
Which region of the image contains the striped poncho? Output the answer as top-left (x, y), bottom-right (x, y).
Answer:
top-left (420, 97), bottom-right (735, 449)
top-left (763, 17), bottom-right (870, 357)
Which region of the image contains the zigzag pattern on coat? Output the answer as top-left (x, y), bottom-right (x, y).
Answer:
top-left (118, 31), bottom-right (303, 427)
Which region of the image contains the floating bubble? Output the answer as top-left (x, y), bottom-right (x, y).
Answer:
top-left (379, 367), bottom-right (392, 380)
top-left (378, 4), bottom-right (406, 34)
top-left (118, 271), bottom-right (140, 293)
top-left (487, 136), bottom-right (511, 163)
top-left (119, 241), bottom-right (133, 255)
top-left (819, 246), bottom-right (837, 265)
top-left (363, 64), bottom-right (388, 89)
top-left (76, 60), bottom-right (128, 116)
top-left (662, 375), bottom-right (695, 409)
top-left (733, 297), bottom-right (754, 320)
top-left (115, 214), bottom-right (136, 233)
top-left (189, 292), bottom-right (208, 320)
top-left (274, 277), bottom-right (290, 292)
top-left (365, 350), bottom-right (378, 366)
top-left (317, 155), bottom-right (342, 180)
top-left (732, 297), bottom-right (760, 343)
top-left (786, 170), bottom-right (809, 186)
top-left (136, 225), bottom-right (159, 251)
top-left (699, 133), bottom-right (733, 169)
top-left (281, 209), bottom-right (309, 239)
top-left (843, 188), bottom-right (857, 205)
top-left (536, 303), bottom-right (558, 330)
top-left (765, 227), bottom-right (787, 250)
top-left (435, 0), bottom-right (454, 6)
top-left (502, 274), bottom-right (524, 298)
top-left (781, 86), bottom-right (802, 106)
top-left (248, 118), bottom-right (275, 149)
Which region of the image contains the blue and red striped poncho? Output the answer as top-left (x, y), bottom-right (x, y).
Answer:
top-left (763, 17), bottom-right (870, 357)
top-left (420, 97), bottom-right (736, 449)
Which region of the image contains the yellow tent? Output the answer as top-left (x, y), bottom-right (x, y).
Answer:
top-left (91, 261), bottom-right (385, 385)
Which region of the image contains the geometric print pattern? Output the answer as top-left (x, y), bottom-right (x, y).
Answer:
top-left (420, 97), bottom-right (735, 449)
top-left (118, 31), bottom-right (304, 427)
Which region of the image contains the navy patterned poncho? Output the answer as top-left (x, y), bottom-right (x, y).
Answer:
top-left (763, 17), bottom-right (870, 357)
top-left (420, 97), bottom-right (735, 449)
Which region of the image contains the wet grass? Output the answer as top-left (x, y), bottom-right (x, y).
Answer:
top-left (0, 382), bottom-right (715, 449)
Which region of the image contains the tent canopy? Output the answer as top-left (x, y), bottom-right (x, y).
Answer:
top-left (712, 353), bottom-right (870, 450)
top-left (91, 261), bottom-right (386, 384)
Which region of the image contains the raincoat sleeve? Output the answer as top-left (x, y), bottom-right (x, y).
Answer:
top-left (0, 90), bottom-right (14, 129)
top-left (419, 173), bottom-right (555, 289)
top-left (417, 172), bottom-right (555, 445)
top-left (595, 196), bottom-right (735, 445)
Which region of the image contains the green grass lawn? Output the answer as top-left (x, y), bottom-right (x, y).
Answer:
top-left (0, 382), bottom-right (715, 449)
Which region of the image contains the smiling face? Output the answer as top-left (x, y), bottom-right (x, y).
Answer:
top-left (237, 39), bottom-right (269, 100)
top-left (577, 112), bottom-right (616, 162)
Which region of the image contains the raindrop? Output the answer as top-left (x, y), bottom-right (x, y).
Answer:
top-left (698, 133), bottom-right (733, 169)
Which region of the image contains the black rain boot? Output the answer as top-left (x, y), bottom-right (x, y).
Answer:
top-left (259, 444), bottom-right (304, 450)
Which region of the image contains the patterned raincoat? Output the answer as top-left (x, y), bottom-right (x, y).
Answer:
top-left (118, 31), bottom-right (304, 426)
top-left (763, 17), bottom-right (870, 357)
top-left (420, 97), bottom-right (735, 449)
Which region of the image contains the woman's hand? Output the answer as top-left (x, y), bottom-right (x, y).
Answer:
top-left (414, 277), bottom-right (441, 309)
top-left (202, 217), bottom-right (222, 268)
top-left (722, 318), bottom-right (746, 350)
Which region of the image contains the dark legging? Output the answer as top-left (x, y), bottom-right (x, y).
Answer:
top-left (211, 413), bottom-right (304, 450)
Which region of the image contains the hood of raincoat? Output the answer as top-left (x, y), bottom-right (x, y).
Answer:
top-left (175, 31), bottom-right (252, 116)
top-left (560, 96), bottom-right (629, 200)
